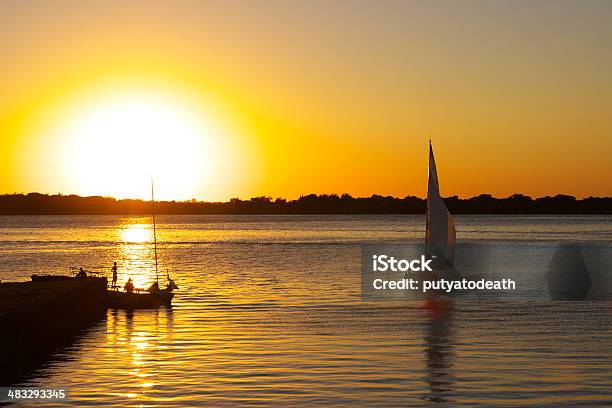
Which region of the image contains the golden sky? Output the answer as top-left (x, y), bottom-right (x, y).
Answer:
top-left (1, 1), bottom-right (611, 200)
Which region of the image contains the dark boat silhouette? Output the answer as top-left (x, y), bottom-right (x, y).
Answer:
top-left (31, 270), bottom-right (177, 309)
top-left (106, 283), bottom-right (175, 309)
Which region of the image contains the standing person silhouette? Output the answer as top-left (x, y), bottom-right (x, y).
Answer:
top-left (111, 261), bottom-right (118, 289)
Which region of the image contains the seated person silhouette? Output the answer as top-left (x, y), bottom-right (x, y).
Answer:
top-left (75, 267), bottom-right (87, 279)
top-left (124, 278), bottom-right (135, 293)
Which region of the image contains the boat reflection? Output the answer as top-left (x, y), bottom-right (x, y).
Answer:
top-left (422, 300), bottom-right (455, 404)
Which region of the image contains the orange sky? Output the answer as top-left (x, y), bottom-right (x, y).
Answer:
top-left (1, 1), bottom-right (611, 200)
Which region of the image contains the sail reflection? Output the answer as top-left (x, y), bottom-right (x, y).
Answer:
top-left (422, 300), bottom-right (456, 404)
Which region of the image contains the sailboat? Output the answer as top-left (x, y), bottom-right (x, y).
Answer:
top-left (425, 141), bottom-right (456, 267)
top-left (105, 180), bottom-right (177, 309)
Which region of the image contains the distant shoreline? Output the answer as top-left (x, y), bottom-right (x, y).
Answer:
top-left (0, 193), bottom-right (611, 215)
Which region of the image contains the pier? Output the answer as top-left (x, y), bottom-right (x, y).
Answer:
top-left (0, 278), bottom-right (107, 386)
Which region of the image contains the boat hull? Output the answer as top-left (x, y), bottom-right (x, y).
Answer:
top-left (105, 290), bottom-right (174, 309)
top-left (31, 274), bottom-right (74, 282)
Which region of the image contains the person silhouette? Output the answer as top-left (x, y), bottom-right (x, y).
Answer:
top-left (124, 278), bottom-right (134, 293)
top-left (76, 267), bottom-right (87, 279)
top-left (111, 262), bottom-right (118, 288)
top-left (166, 274), bottom-right (178, 291)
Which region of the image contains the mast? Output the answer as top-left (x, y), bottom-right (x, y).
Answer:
top-left (151, 177), bottom-right (159, 284)
top-left (425, 140), bottom-right (432, 248)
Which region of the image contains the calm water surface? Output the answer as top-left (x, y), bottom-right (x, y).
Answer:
top-left (1, 215), bottom-right (611, 406)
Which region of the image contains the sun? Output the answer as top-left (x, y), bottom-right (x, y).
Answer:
top-left (27, 85), bottom-right (243, 201)
top-left (61, 90), bottom-right (218, 200)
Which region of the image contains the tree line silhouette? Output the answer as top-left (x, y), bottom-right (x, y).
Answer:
top-left (0, 193), bottom-right (610, 215)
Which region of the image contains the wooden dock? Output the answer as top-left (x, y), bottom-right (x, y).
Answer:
top-left (0, 278), bottom-right (107, 386)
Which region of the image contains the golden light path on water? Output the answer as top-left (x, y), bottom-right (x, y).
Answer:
top-left (117, 222), bottom-right (158, 289)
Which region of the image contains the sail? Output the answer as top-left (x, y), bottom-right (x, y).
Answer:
top-left (425, 142), bottom-right (456, 264)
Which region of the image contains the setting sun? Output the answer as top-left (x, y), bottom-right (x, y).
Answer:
top-left (48, 89), bottom-right (223, 200)
top-left (65, 92), bottom-right (211, 200)
top-left (12, 81), bottom-right (254, 201)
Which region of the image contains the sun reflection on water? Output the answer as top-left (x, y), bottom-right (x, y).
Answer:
top-left (121, 223), bottom-right (152, 243)
top-left (102, 308), bottom-right (172, 402)
top-left (116, 222), bottom-right (160, 289)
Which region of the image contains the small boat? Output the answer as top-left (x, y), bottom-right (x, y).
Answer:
top-left (106, 285), bottom-right (174, 309)
top-left (105, 179), bottom-right (178, 309)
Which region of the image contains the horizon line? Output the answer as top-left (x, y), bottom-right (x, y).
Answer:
top-left (3, 191), bottom-right (612, 203)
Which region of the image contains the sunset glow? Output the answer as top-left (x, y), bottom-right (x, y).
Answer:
top-left (58, 91), bottom-right (211, 200)
top-left (1, 2), bottom-right (612, 405)
top-left (1, 2), bottom-right (611, 199)
top-left (13, 84), bottom-right (251, 201)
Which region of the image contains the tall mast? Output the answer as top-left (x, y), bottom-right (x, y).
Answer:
top-left (151, 176), bottom-right (159, 284)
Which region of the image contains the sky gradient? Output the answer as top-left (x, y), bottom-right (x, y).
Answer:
top-left (1, 0), bottom-right (611, 200)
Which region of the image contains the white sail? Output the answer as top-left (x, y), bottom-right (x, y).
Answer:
top-left (425, 141), bottom-right (456, 264)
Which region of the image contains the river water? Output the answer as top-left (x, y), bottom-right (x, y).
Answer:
top-left (1, 215), bottom-right (611, 406)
